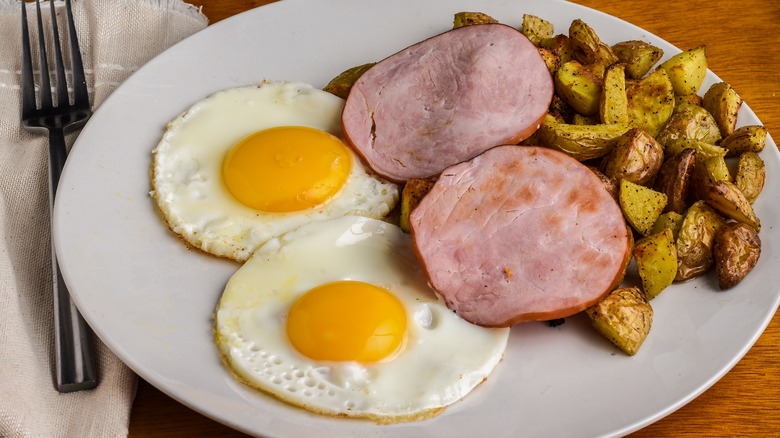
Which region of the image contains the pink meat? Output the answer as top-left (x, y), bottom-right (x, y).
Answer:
top-left (342, 23), bottom-right (553, 182)
top-left (409, 146), bottom-right (632, 327)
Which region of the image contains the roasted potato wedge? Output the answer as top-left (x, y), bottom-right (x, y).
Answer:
top-left (659, 46), bottom-right (708, 96)
top-left (651, 211), bottom-right (685, 239)
top-left (656, 103), bottom-right (722, 147)
top-left (713, 223), bottom-right (761, 289)
top-left (521, 14), bottom-right (554, 46)
top-left (626, 68), bottom-right (675, 137)
top-left (689, 155), bottom-right (731, 201)
top-left (699, 179), bottom-right (760, 231)
top-left (735, 151), bottom-right (766, 204)
top-left (399, 177), bottom-right (436, 232)
top-left (568, 19), bottom-right (619, 78)
top-left (586, 287), bottom-right (653, 356)
top-left (600, 63), bottom-right (629, 125)
top-left (675, 200), bottom-right (727, 281)
top-left (611, 40), bottom-right (663, 80)
top-left (538, 47), bottom-right (562, 75)
top-left (720, 125), bottom-right (767, 157)
top-left (653, 148), bottom-right (696, 213)
top-left (601, 128), bottom-right (664, 186)
top-left (323, 63), bottom-right (375, 99)
top-left (540, 34), bottom-right (575, 65)
top-left (675, 93), bottom-right (703, 107)
top-left (701, 155), bottom-right (731, 182)
top-left (453, 11), bottom-right (498, 28)
top-left (538, 114), bottom-right (629, 161)
top-left (619, 179), bottom-right (668, 235)
top-left (634, 228), bottom-right (678, 299)
top-left (664, 138), bottom-right (726, 160)
top-left (554, 60), bottom-right (603, 116)
top-left (572, 113), bottom-right (599, 125)
top-left (702, 82), bottom-right (743, 138)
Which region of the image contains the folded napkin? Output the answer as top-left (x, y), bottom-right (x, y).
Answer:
top-left (0, 1), bottom-right (206, 436)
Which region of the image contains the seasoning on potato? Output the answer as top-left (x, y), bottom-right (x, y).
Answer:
top-left (713, 223), bottom-right (761, 289)
top-left (656, 103), bottom-right (722, 147)
top-left (611, 40), bottom-right (663, 80)
top-left (659, 45), bottom-right (708, 96)
top-left (702, 82), bottom-right (743, 138)
top-left (633, 228), bottom-right (678, 299)
top-left (675, 201), bottom-right (727, 281)
top-left (626, 69), bottom-right (675, 137)
top-left (601, 128), bottom-right (663, 186)
top-left (323, 63), bottom-right (375, 99)
top-left (734, 151), bottom-right (766, 204)
top-left (653, 148), bottom-right (696, 214)
top-left (720, 125), bottom-right (767, 157)
top-left (619, 179), bottom-right (668, 235)
top-left (586, 287), bottom-right (653, 356)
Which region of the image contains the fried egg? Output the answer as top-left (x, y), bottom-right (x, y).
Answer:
top-left (214, 216), bottom-right (509, 423)
top-left (151, 81), bottom-right (398, 262)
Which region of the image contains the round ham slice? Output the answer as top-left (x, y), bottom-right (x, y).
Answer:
top-left (409, 145), bottom-right (632, 327)
top-left (342, 23), bottom-right (553, 182)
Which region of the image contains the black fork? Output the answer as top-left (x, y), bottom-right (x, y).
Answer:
top-left (20, 0), bottom-right (97, 392)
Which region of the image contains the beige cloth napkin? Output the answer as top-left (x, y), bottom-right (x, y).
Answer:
top-left (0, 1), bottom-right (207, 436)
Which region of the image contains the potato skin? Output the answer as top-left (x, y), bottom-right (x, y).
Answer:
top-left (656, 103), bottom-right (722, 147)
top-left (675, 201), bottom-right (727, 281)
top-left (735, 151), bottom-right (766, 204)
top-left (399, 177), bottom-right (436, 232)
top-left (568, 19), bottom-right (618, 78)
top-left (586, 287), bottom-right (653, 356)
top-left (538, 114), bottom-right (629, 161)
top-left (699, 179), bottom-right (760, 231)
top-left (453, 11), bottom-right (498, 28)
top-left (702, 82), bottom-right (742, 138)
top-left (323, 63), bottom-right (375, 99)
top-left (720, 125), bottom-right (767, 157)
top-left (611, 40), bottom-right (663, 80)
top-left (713, 223), bottom-right (761, 289)
top-left (540, 34), bottom-right (576, 66)
top-left (601, 128), bottom-right (664, 186)
top-left (653, 147), bottom-right (696, 214)
top-left (521, 14), bottom-right (554, 46)
top-left (664, 138), bottom-right (726, 161)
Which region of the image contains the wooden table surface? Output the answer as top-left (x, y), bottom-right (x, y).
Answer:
top-left (128, 0), bottom-right (780, 436)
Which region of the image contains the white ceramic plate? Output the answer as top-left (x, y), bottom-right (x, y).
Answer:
top-left (53, 0), bottom-right (779, 436)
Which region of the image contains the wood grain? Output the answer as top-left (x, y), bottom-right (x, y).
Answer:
top-left (129, 0), bottom-right (780, 436)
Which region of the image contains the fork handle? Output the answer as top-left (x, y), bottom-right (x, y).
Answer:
top-left (48, 128), bottom-right (98, 392)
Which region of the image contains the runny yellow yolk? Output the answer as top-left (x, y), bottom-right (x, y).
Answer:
top-left (222, 126), bottom-right (351, 212)
top-left (286, 281), bottom-right (407, 363)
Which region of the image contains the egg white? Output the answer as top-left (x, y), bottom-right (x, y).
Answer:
top-left (214, 216), bottom-right (509, 423)
top-left (151, 81), bottom-right (398, 262)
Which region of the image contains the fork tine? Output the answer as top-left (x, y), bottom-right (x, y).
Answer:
top-left (49, 0), bottom-right (69, 108)
top-left (20, 2), bottom-right (36, 118)
top-left (35, 0), bottom-right (52, 110)
top-left (65, 0), bottom-right (89, 110)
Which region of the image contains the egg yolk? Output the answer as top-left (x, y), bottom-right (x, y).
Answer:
top-left (286, 281), bottom-right (407, 363)
top-left (222, 126), bottom-right (351, 212)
